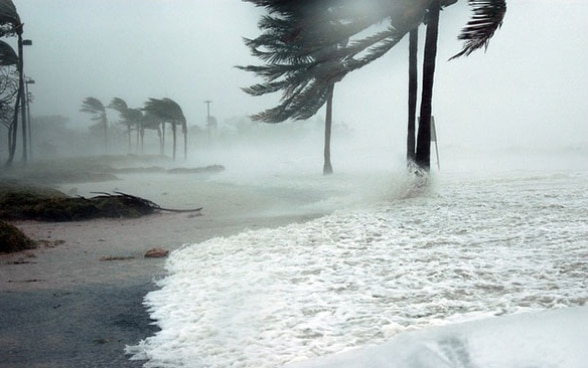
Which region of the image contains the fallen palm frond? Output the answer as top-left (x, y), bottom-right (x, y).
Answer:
top-left (0, 186), bottom-right (202, 222)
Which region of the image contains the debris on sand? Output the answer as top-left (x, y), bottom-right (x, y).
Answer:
top-left (144, 248), bottom-right (169, 258)
top-left (0, 186), bottom-right (202, 222)
top-left (0, 220), bottom-right (36, 254)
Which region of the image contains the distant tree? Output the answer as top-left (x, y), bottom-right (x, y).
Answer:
top-left (143, 98), bottom-right (187, 160)
top-left (80, 97), bottom-right (109, 151)
top-left (138, 112), bottom-right (163, 154)
top-left (108, 97), bottom-right (143, 152)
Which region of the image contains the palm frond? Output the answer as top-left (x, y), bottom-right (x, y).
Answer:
top-left (108, 97), bottom-right (128, 112)
top-left (80, 97), bottom-right (106, 114)
top-left (0, 40), bottom-right (17, 66)
top-left (450, 0), bottom-right (506, 60)
top-left (143, 98), bottom-right (186, 125)
top-left (0, 0), bottom-right (20, 36)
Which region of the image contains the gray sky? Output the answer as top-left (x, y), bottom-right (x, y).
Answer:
top-left (12, 0), bottom-right (588, 151)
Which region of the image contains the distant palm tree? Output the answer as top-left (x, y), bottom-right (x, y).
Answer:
top-left (143, 98), bottom-right (187, 160)
top-left (138, 111), bottom-right (163, 154)
top-left (81, 97), bottom-right (108, 151)
top-left (108, 97), bottom-right (143, 152)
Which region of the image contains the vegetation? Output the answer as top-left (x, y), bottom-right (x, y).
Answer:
top-left (241, 0), bottom-right (507, 171)
top-left (143, 98), bottom-right (188, 160)
top-left (80, 97), bottom-right (109, 150)
top-left (0, 0), bottom-right (26, 167)
top-left (0, 182), bottom-right (201, 222)
top-left (0, 219), bottom-right (35, 253)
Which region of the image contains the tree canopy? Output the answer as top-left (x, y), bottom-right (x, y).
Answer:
top-left (240, 0), bottom-right (506, 123)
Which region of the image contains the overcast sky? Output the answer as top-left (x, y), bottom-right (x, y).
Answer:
top-left (11, 0), bottom-right (588, 151)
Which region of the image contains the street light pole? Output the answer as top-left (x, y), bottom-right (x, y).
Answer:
top-left (204, 100), bottom-right (212, 145)
top-left (25, 78), bottom-right (35, 159)
top-left (19, 38), bottom-right (32, 164)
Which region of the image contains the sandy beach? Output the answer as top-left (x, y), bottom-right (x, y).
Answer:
top-left (0, 171), bottom-right (329, 368)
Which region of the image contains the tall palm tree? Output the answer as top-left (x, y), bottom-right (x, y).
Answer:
top-left (243, 0), bottom-right (507, 172)
top-left (240, 1), bottom-right (351, 175)
top-left (0, 0), bottom-right (23, 167)
top-left (414, 0), bottom-right (506, 170)
top-left (80, 97), bottom-right (108, 151)
top-left (143, 98), bottom-right (187, 160)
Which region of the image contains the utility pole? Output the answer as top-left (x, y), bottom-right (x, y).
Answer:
top-left (204, 100), bottom-right (213, 145)
top-left (19, 38), bottom-right (32, 164)
top-left (25, 78), bottom-right (35, 160)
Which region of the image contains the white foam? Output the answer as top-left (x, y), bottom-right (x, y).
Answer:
top-left (127, 167), bottom-right (588, 368)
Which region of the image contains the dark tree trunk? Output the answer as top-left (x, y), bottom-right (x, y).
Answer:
top-left (140, 127), bottom-right (145, 154)
top-left (127, 125), bottom-right (132, 151)
top-left (103, 116), bottom-right (108, 152)
top-left (161, 123), bottom-right (165, 155)
top-left (407, 27), bottom-right (419, 164)
top-left (415, 1), bottom-right (440, 171)
top-left (172, 122), bottom-right (177, 160)
top-left (323, 83), bottom-right (334, 175)
top-left (136, 124), bottom-right (141, 153)
top-left (5, 87), bottom-right (22, 168)
top-left (183, 123), bottom-right (187, 160)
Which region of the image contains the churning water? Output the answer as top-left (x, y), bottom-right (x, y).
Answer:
top-left (127, 153), bottom-right (588, 368)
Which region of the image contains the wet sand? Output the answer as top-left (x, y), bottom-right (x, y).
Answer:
top-left (0, 174), bottom-right (328, 367)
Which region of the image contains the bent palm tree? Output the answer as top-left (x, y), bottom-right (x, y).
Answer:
top-left (143, 98), bottom-right (187, 160)
top-left (108, 97), bottom-right (143, 151)
top-left (81, 97), bottom-right (108, 151)
top-left (243, 0), bottom-right (507, 171)
top-left (136, 112), bottom-right (162, 154)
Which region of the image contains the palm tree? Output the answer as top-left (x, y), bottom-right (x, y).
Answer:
top-left (108, 97), bottom-right (143, 152)
top-left (138, 111), bottom-right (162, 154)
top-left (0, 0), bottom-right (24, 167)
top-left (143, 98), bottom-right (187, 160)
top-left (243, 0), bottom-right (507, 172)
top-left (414, 0), bottom-right (506, 170)
top-left (80, 97), bottom-right (108, 151)
top-left (240, 1), bottom-right (353, 174)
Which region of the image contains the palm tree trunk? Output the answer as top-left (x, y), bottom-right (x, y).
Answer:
top-left (407, 27), bottom-right (418, 164)
top-left (172, 122), bottom-right (177, 160)
top-left (5, 88), bottom-right (22, 167)
top-left (161, 123), bottom-right (165, 155)
top-left (103, 116), bottom-right (108, 152)
top-left (183, 123), bottom-right (187, 160)
top-left (127, 125), bottom-right (131, 151)
top-left (140, 127), bottom-right (145, 154)
top-left (415, 1), bottom-right (440, 171)
top-left (323, 83), bottom-right (334, 175)
top-left (136, 124), bottom-right (141, 153)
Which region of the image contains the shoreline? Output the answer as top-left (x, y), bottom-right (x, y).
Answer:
top-left (0, 175), bottom-right (330, 367)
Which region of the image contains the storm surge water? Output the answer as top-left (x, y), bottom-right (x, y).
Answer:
top-left (127, 151), bottom-right (588, 368)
